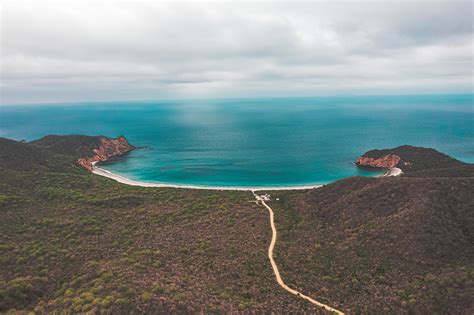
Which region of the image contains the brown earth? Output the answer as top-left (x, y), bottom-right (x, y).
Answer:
top-left (355, 154), bottom-right (400, 169)
top-left (77, 136), bottom-right (135, 171)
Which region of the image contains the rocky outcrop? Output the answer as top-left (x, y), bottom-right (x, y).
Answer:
top-left (357, 145), bottom-right (469, 175)
top-left (355, 154), bottom-right (401, 169)
top-left (77, 136), bottom-right (135, 171)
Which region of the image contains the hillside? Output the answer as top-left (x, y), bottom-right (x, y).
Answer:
top-left (1, 135), bottom-right (473, 314)
top-left (0, 136), bottom-right (318, 313)
top-left (266, 157), bottom-right (474, 313)
top-left (0, 137), bottom-right (74, 172)
top-left (30, 135), bottom-right (104, 158)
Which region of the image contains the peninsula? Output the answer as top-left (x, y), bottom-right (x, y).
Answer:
top-left (1, 135), bottom-right (472, 314)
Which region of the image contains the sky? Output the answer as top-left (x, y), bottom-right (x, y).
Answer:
top-left (1, 0), bottom-right (473, 104)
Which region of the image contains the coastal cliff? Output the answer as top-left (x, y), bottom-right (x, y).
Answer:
top-left (77, 136), bottom-right (135, 171)
top-left (355, 154), bottom-right (401, 169)
top-left (29, 134), bottom-right (135, 171)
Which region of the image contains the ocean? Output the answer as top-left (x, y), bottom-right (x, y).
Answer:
top-left (1, 94), bottom-right (473, 188)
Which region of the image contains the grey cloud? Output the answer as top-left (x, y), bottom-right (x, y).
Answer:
top-left (1, 1), bottom-right (472, 104)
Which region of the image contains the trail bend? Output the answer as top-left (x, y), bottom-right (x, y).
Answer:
top-left (252, 191), bottom-right (344, 315)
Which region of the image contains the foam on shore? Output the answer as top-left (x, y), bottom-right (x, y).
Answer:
top-left (92, 161), bottom-right (403, 191)
top-left (92, 166), bottom-right (323, 191)
top-left (385, 167), bottom-right (403, 177)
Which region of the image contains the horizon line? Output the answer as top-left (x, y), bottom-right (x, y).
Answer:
top-left (1, 91), bottom-right (473, 107)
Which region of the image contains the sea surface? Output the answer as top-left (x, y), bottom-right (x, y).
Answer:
top-left (1, 94), bottom-right (473, 187)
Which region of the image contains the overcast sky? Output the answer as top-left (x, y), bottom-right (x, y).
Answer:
top-left (1, 0), bottom-right (473, 104)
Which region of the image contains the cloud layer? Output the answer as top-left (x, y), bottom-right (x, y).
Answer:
top-left (1, 1), bottom-right (473, 104)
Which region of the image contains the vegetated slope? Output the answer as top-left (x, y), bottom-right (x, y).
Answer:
top-left (0, 135), bottom-right (111, 172)
top-left (31, 134), bottom-right (136, 170)
top-left (0, 137), bottom-right (75, 172)
top-left (0, 136), bottom-right (321, 313)
top-left (30, 135), bottom-right (104, 158)
top-left (1, 135), bottom-right (472, 314)
top-left (267, 148), bottom-right (474, 314)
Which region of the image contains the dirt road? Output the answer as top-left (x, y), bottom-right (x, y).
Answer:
top-left (253, 191), bottom-right (344, 315)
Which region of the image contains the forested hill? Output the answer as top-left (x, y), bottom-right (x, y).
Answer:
top-left (0, 136), bottom-right (472, 313)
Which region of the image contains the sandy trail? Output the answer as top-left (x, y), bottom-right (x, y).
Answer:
top-left (252, 191), bottom-right (344, 315)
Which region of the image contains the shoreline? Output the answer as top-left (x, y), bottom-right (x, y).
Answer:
top-left (92, 163), bottom-right (402, 192)
top-left (92, 165), bottom-right (324, 191)
top-left (385, 167), bottom-right (403, 177)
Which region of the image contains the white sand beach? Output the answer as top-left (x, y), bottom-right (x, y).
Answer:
top-left (92, 166), bottom-right (323, 191)
top-left (92, 161), bottom-right (402, 191)
top-left (385, 167), bottom-right (403, 177)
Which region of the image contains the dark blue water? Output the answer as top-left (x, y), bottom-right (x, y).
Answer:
top-left (1, 94), bottom-right (473, 187)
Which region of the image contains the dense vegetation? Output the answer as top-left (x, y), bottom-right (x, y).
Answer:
top-left (30, 135), bottom-right (104, 159)
top-left (266, 148), bottom-right (474, 313)
top-left (1, 136), bottom-right (472, 313)
top-left (0, 137), bottom-right (316, 313)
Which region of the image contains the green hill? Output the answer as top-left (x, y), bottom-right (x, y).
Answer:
top-left (0, 135), bottom-right (472, 314)
top-left (30, 135), bottom-right (104, 158)
top-left (266, 174), bottom-right (473, 313)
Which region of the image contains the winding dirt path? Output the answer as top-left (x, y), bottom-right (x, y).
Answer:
top-left (252, 191), bottom-right (344, 315)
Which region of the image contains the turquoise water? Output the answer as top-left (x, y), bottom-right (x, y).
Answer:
top-left (1, 94), bottom-right (473, 187)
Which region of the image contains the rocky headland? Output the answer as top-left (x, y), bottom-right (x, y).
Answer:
top-left (355, 144), bottom-right (473, 177)
top-left (77, 136), bottom-right (135, 171)
top-left (29, 134), bottom-right (135, 171)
